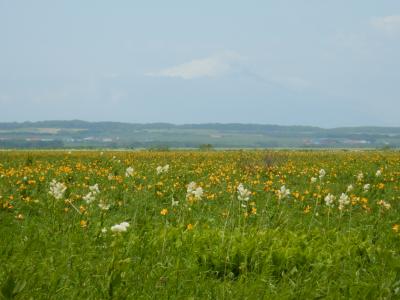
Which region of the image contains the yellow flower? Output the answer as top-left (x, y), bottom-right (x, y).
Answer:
top-left (206, 193), bottom-right (216, 200)
top-left (392, 224), bottom-right (399, 233)
top-left (80, 220), bottom-right (88, 228)
top-left (79, 205), bottom-right (86, 213)
top-left (160, 208), bottom-right (168, 216)
top-left (186, 223), bottom-right (193, 230)
top-left (222, 211), bottom-right (229, 218)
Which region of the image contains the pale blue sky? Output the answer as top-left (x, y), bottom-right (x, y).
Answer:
top-left (1, 1), bottom-right (400, 127)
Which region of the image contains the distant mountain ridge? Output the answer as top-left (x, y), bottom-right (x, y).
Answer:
top-left (0, 120), bottom-right (399, 149)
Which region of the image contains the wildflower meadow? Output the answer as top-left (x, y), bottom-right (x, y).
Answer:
top-left (1, 150), bottom-right (400, 299)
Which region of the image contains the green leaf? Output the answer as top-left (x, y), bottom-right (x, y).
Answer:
top-left (13, 280), bottom-right (26, 295)
top-left (1, 275), bottom-right (15, 299)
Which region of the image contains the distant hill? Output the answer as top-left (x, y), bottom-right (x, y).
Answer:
top-left (0, 120), bottom-right (399, 149)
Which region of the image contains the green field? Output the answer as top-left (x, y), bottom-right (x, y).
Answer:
top-left (1, 150), bottom-right (400, 299)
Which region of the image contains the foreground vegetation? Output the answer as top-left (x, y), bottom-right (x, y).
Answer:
top-left (1, 150), bottom-right (400, 299)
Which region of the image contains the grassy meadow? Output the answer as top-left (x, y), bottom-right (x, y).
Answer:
top-left (1, 150), bottom-right (400, 299)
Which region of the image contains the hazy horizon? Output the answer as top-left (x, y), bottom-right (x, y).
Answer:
top-left (1, 1), bottom-right (400, 127)
top-left (3, 119), bottom-right (400, 130)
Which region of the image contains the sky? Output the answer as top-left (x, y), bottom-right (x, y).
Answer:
top-left (1, 0), bottom-right (400, 127)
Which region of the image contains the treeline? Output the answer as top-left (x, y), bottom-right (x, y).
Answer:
top-left (2, 120), bottom-right (400, 136)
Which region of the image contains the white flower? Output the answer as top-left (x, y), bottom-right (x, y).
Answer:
top-left (237, 183), bottom-right (251, 202)
top-left (363, 184), bottom-right (370, 192)
top-left (187, 182), bottom-right (197, 194)
top-left (89, 183), bottom-right (100, 194)
top-left (357, 172), bottom-right (364, 182)
top-left (125, 167), bottom-right (134, 177)
top-left (156, 166), bottom-right (163, 175)
top-left (338, 193), bottom-right (350, 210)
top-left (376, 170), bottom-right (382, 177)
top-left (277, 185), bottom-right (290, 200)
top-left (346, 184), bottom-right (354, 193)
top-left (319, 169), bottom-right (326, 179)
top-left (83, 192), bottom-right (96, 204)
top-left (101, 227), bottom-right (107, 233)
top-left (377, 200), bottom-right (391, 210)
top-left (120, 221), bottom-right (130, 228)
top-left (83, 184), bottom-right (100, 204)
top-left (157, 164), bottom-right (170, 175)
top-left (310, 177), bottom-right (317, 183)
top-left (171, 197), bottom-right (179, 207)
top-left (186, 182), bottom-right (196, 196)
top-left (110, 224), bottom-right (126, 233)
top-left (98, 201), bottom-right (110, 210)
top-left (111, 221), bottom-right (130, 233)
top-left (49, 180), bottom-right (67, 200)
top-left (186, 182), bottom-right (203, 200)
top-left (193, 187), bottom-right (204, 200)
top-left (324, 193), bottom-right (335, 207)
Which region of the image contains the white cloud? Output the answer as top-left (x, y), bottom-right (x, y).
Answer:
top-left (146, 51), bottom-right (243, 79)
top-left (371, 15), bottom-right (400, 35)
